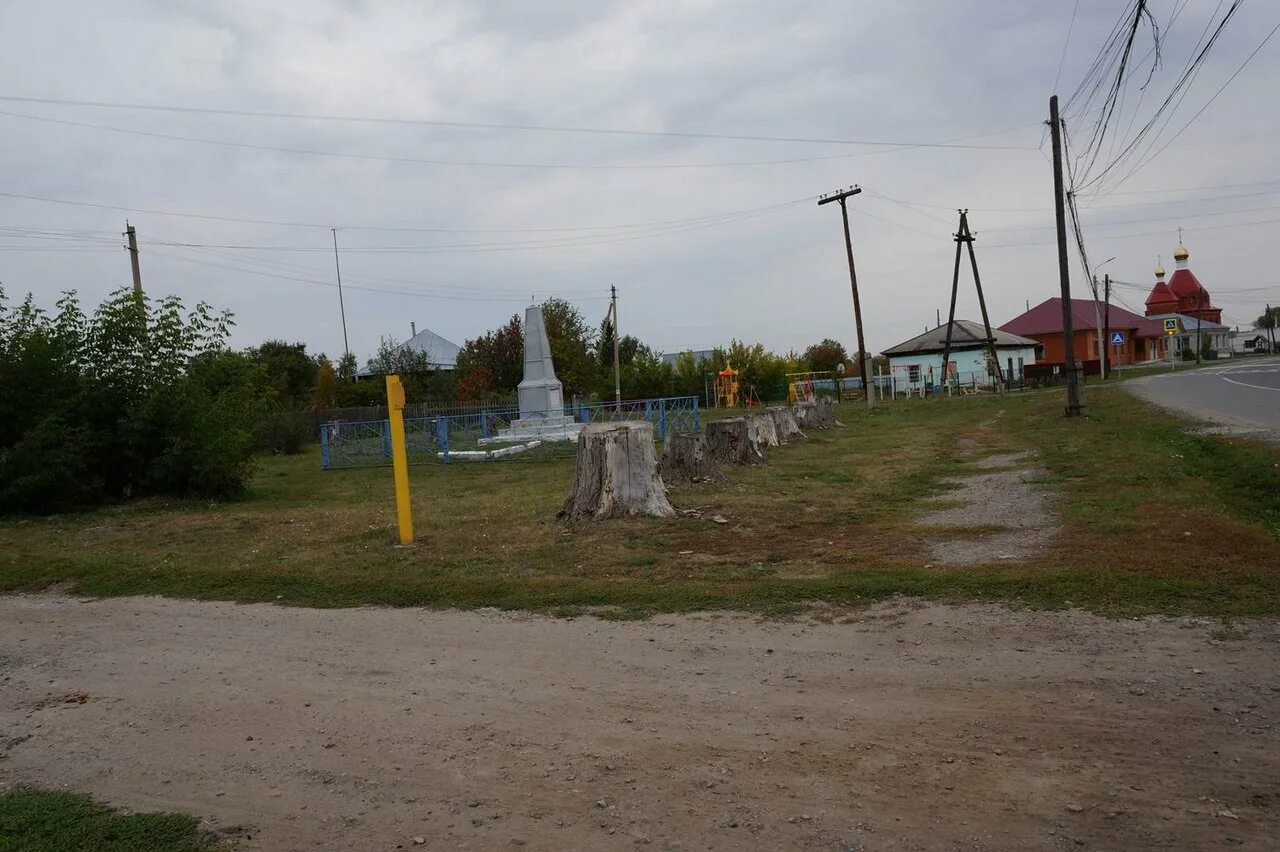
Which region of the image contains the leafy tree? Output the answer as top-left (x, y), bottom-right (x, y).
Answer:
top-left (246, 339), bottom-right (317, 408)
top-left (456, 314), bottom-right (523, 400)
top-left (313, 357), bottom-right (338, 410)
top-left (541, 297), bottom-right (599, 399)
top-left (0, 288), bottom-right (259, 513)
top-left (802, 338), bottom-right (848, 373)
top-left (336, 351), bottom-right (358, 382)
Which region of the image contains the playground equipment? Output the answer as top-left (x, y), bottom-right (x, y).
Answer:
top-left (714, 363), bottom-right (740, 408)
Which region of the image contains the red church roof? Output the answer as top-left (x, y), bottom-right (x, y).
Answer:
top-left (1145, 280), bottom-right (1176, 307)
top-left (1000, 298), bottom-right (1163, 338)
top-left (1168, 268), bottom-right (1208, 300)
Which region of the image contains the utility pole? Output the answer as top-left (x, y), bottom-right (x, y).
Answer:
top-left (1268, 303), bottom-right (1276, 353)
top-left (1195, 290), bottom-right (1203, 364)
top-left (936, 307), bottom-right (941, 328)
top-left (939, 210), bottom-right (1004, 394)
top-left (124, 221), bottom-right (142, 297)
top-left (610, 285), bottom-right (621, 407)
top-left (331, 228), bottom-right (352, 377)
top-left (818, 185), bottom-right (873, 409)
top-left (1048, 95), bottom-right (1084, 417)
top-left (1102, 274), bottom-right (1111, 378)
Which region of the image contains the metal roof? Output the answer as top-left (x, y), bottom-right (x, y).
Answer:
top-left (883, 319), bottom-right (1038, 356)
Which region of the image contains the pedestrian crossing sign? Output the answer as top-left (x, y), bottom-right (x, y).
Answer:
top-left (1164, 318), bottom-right (1179, 336)
top-left (1109, 331), bottom-right (1125, 345)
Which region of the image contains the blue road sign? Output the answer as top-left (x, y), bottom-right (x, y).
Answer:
top-left (1110, 331), bottom-right (1126, 345)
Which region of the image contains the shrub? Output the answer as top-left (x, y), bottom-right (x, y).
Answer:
top-left (0, 287), bottom-right (260, 513)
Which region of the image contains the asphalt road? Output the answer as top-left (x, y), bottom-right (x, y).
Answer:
top-left (1125, 356), bottom-right (1280, 438)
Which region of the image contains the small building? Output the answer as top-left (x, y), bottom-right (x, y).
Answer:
top-left (882, 319), bottom-right (1038, 390)
top-left (399, 323), bottom-right (461, 369)
top-left (1144, 313), bottom-right (1230, 360)
top-left (999, 298), bottom-right (1167, 365)
top-left (1229, 330), bottom-right (1272, 355)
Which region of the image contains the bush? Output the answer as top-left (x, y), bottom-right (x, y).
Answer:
top-left (0, 287), bottom-right (260, 513)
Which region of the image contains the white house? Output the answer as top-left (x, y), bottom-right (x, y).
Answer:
top-left (1144, 313), bottom-right (1231, 359)
top-left (882, 319), bottom-right (1039, 392)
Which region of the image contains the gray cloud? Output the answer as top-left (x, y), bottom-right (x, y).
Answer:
top-left (0, 0), bottom-right (1275, 366)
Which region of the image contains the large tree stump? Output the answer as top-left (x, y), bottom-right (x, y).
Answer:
top-left (706, 417), bottom-right (766, 466)
top-left (747, 412), bottom-right (779, 448)
top-left (660, 432), bottom-right (725, 485)
top-left (768, 406), bottom-right (805, 443)
top-left (559, 421), bottom-right (675, 520)
top-left (815, 396), bottom-right (845, 427)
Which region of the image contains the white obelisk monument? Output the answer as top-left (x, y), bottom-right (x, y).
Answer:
top-left (489, 303), bottom-right (583, 442)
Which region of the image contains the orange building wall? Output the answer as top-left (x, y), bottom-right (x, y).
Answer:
top-left (1028, 329), bottom-right (1155, 365)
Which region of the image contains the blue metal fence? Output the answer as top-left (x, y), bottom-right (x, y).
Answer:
top-left (321, 396), bottom-right (700, 469)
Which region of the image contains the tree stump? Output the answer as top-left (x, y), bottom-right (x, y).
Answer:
top-left (706, 417), bottom-right (766, 466)
top-left (792, 401), bottom-right (818, 429)
top-left (660, 432), bottom-right (725, 485)
top-left (768, 406), bottom-right (805, 443)
top-left (815, 396), bottom-right (845, 427)
top-left (748, 412), bottom-right (780, 448)
top-left (559, 421), bottom-right (675, 520)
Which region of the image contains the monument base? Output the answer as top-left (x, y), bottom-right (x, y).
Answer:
top-left (481, 414), bottom-right (585, 444)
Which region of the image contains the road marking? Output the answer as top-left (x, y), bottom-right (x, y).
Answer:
top-left (1219, 374), bottom-right (1280, 392)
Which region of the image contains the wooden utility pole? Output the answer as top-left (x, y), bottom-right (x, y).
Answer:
top-left (1102, 274), bottom-right (1112, 378)
top-left (939, 210), bottom-right (1004, 394)
top-left (1048, 95), bottom-right (1084, 417)
top-left (610, 285), bottom-right (621, 407)
top-left (818, 185), bottom-right (873, 409)
top-left (124, 221), bottom-right (142, 296)
top-left (1195, 290), bottom-right (1203, 364)
top-left (331, 228), bottom-right (352, 375)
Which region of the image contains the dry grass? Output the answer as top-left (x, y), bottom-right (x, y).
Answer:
top-left (3, 386), bottom-right (1278, 617)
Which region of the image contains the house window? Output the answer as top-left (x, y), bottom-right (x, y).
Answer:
top-left (1017, 356), bottom-right (1024, 376)
top-left (908, 365), bottom-right (920, 384)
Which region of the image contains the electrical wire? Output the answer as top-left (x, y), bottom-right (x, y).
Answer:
top-left (0, 94), bottom-right (1040, 150)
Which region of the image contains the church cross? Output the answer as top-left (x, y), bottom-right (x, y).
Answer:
top-left (1177, 226), bottom-right (1183, 243)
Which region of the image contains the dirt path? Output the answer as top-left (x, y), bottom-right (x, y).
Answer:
top-left (2, 596), bottom-right (1277, 850)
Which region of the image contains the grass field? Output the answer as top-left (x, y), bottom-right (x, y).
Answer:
top-left (3, 384), bottom-right (1278, 618)
top-left (0, 789), bottom-right (213, 852)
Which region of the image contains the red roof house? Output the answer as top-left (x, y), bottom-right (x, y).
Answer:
top-left (1000, 298), bottom-right (1167, 366)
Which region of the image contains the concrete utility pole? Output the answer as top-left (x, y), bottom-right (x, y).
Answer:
top-left (331, 228), bottom-right (352, 376)
top-left (610, 285), bottom-right (621, 407)
top-left (1102, 274), bottom-right (1112, 377)
top-left (1048, 95), bottom-right (1084, 417)
top-left (818, 185), bottom-right (873, 409)
top-left (1092, 257), bottom-right (1115, 379)
top-left (124, 221), bottom-right (142, 296)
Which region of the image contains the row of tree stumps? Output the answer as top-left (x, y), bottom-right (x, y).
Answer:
top-left (559, 398), bottom-right (844, 521)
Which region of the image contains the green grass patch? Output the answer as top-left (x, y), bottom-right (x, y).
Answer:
top-left (0, 788), bottom-right (214, 852)
top-left (2, 387), bottom-right (1278, 618)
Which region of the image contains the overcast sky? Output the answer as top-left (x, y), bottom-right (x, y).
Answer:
top-left (1, 0), bottom-right (1276, 364)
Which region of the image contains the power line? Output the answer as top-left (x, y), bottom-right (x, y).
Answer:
top-left (983, 213), bottom-right (1280, 247)
top-left (1053, 0), bottom-right (1083, 92)
top-left (0, 94), bottom-right (1039, 150)
top-left (0, 109), bottom-right (1036, 170)
top-left (0, 189), bottom-right (809, 234)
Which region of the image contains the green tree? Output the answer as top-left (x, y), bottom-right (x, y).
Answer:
top-left (802, 339), bottom-right (848, 373)
top-left (0, 287), bottom-right (259, 513)
top-left (541, 298), bottom-right (599, 399)
top-left (336, 351), bottom-right (358, 382)
top-left (456, 314), bottom-right (523, 400)
top-left (246, 340), bottom-right (317, 408)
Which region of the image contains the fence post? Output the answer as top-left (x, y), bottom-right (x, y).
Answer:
top-left (644, 399), bottom-right (653, 422)
top-left (437, 416), bottom-right (449, 464)
top-left (382, 420), bottom-right (392, 458)
top-left (692, 396), bottom-right (701, 433)
top-left (480, 411), bottom-right (489, 439)
top-left (320, 425), bottom-right (331, 470)
top-left (658, 398), bottom-right (667, 441)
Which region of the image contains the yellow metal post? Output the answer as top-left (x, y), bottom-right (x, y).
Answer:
top-left (385, 374), bottom-right (414, 545)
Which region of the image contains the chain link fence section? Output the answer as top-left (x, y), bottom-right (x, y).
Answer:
top-left (321, 396), bottom-right (700, 469)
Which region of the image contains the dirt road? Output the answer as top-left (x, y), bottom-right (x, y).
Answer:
top-left (1, 596), bottom-right (1276, 850)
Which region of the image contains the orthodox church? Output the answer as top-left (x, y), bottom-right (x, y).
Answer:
top-left (1143, 240), bottom-right (1222, 323)
top-left (1142, 237), bottom-right (1229, 358)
